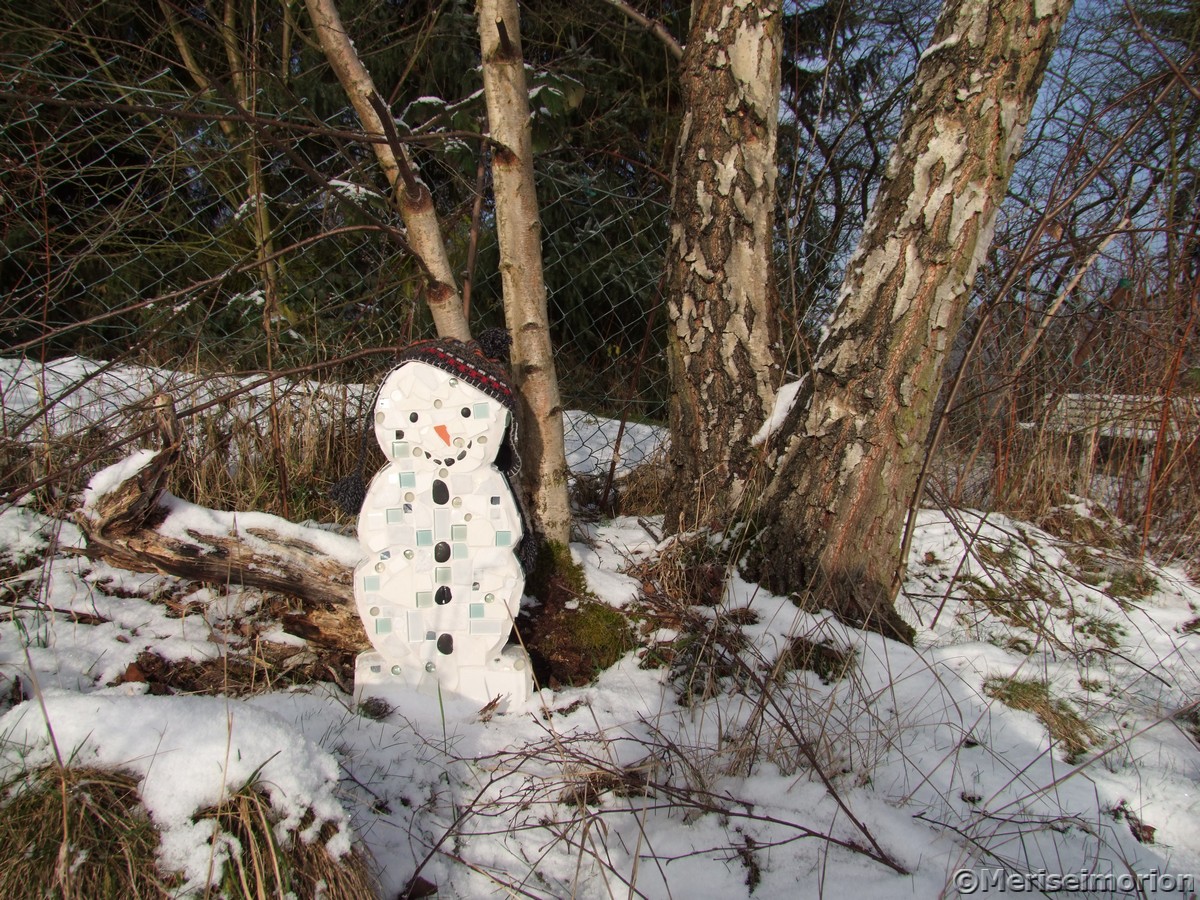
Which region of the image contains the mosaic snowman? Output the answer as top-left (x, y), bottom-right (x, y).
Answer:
top-left (348, 338), bottom-right (533, 708)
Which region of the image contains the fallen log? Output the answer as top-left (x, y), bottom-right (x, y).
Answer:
top-left (74, 397), bottom-right (369, 654)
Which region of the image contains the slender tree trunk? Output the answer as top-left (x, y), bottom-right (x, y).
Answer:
top-left (477, 0), bottom-right (571, 548)
top-left (217, 0), bottom-right (294, 517)
top-left (305, 0), bottom-right (471, 341)
top-left (663, 0), bottom-right (784, 534)
top-left (746, 0), bottom-right (1074, 642)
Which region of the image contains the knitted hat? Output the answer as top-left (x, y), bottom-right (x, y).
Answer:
top-left (395, 332), bottom-right (516, 414)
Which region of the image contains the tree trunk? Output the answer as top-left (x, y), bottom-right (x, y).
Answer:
top-left (75, 412), bottom-right (367, 654)
top-left (305, 0), bottom-right (471, 341)
top-left (746, 0), bottom-right (1074, 642)
top-left (663, 0), bottom-right (784, 534)
top-left (477, 0), bottom-right (572, 548)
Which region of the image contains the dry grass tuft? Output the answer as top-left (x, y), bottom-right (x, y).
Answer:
top-left (984, 676), bottom-right (1100, 763)
top-left (558, 762), bottom-right (653, 808)
top-left (775, 636), bottom-right (856, 684)
top-left (200, 782), bottom-right (377, 899)
top-left (632, 531), bottom-right (728, 609)
top-left (171, 394), bottom-right (370, 524)
top-left (0, 765), bottom-right (377, 900)
top-left (612, 456), bottom-right (672, 518)
top-left (109, 647), bottom-right (356, 698)
top-left (568, 455), bottom-right (671, 520)
top-left (0, 378), bottom-right (371, 525)
top-left (628, 532), bottom-right (750, 705)
top-left (1037, 502), bottom-right (1133, 553)
top-left (0, 765), bottom-right (173, 899)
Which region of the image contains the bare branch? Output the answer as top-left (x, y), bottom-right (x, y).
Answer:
top-left (366, 91), bottom-right (421, 198)
top-left (1125, 1), bottom-right (1200, 104)
top-left (603, 0), bottom-right (684, 61)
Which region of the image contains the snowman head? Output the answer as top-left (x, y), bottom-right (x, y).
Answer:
top-left (373, 348), bottom-right (514, 473)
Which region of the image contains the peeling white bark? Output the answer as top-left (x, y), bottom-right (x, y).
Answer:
top-left (664, 0), bottom-right (784, 531)
top-left (728, 18), bottom-right (775, 115)
top-left (749, 0), bottom-right (1074, 640)
top-left (477, 0), bottom-right (571, 547)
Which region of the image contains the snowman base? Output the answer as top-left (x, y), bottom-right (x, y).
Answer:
top-left (353, 645), bottom-right (534, 712)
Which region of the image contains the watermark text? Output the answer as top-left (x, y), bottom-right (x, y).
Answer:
top-left (953, 867), bottom-right (1195, 895)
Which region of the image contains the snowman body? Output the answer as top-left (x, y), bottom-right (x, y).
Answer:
top-left (352, 358), bottom-right (532, 707)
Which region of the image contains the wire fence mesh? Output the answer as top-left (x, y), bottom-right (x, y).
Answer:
top-left (0, 51), bottom-right (671, 521)
top-left (3, 22), bottom-right (1198, 558)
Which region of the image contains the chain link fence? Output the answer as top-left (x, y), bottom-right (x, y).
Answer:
top-left (5, 25), bottom-right (1197, 554)
top-left (0, 51), bottom-right (670, 520)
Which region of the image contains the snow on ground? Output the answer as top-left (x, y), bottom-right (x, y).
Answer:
top-left (0, 355), bottom-right (663, 483)
top-left (2, 359), bottom-right (1199, 898)
top-left (2, 690), bottom-right (351, 892)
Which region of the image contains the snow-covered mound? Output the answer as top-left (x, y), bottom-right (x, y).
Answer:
top-left (1, 360), bottom-right (1197, 898)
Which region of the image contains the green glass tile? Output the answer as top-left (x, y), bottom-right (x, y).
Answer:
top-left (416, 530), bottom-right (433, 546)
top-left (375, 618), bottom-right (392, 634)
top-left (495, 531), bottom-right (511, 547)
top-left (363, 575), bottom-right (381, 592)
top-left (473, 402), bottom-right (490, 418)
top-left (451, 524), bottom-right (467, 541)
top-left (386, 509), bottom-right (404, 524)
top-left (416, 591), bottom-right (433, 608)
top-left (399, 471), bottom-right (416, 488)
top-left (453, 543), bottom-right (468, 559)
top-left (469, 603), bottom-right (485, 619)
top-left (391, 441), bottom-right (409, 458)
top-left (435, 567), bottom-right (451, 584)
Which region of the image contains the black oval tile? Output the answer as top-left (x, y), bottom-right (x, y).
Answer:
top-left (432, 479), bottom-right (449, 504)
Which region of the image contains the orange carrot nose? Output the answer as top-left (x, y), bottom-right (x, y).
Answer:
top-left (434, 424), bottom-right (451, 446)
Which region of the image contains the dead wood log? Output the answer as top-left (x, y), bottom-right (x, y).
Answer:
top-left (74, 396), bottom-right (369, 653)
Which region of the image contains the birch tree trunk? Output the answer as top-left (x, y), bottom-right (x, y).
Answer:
top-left (746, 0), bottom-right (1074, 642)
top-left (477, 0), bottom-right (572, 548)
top-left (305, 0), bottom-right (471, 341)
top-left (663, 0), bottom-right (784, 534)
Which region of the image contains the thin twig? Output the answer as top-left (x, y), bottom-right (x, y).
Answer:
top-left (367, 92), bottom-right (420, 198)
top-left (602, 0), bottom-right (684, 60)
